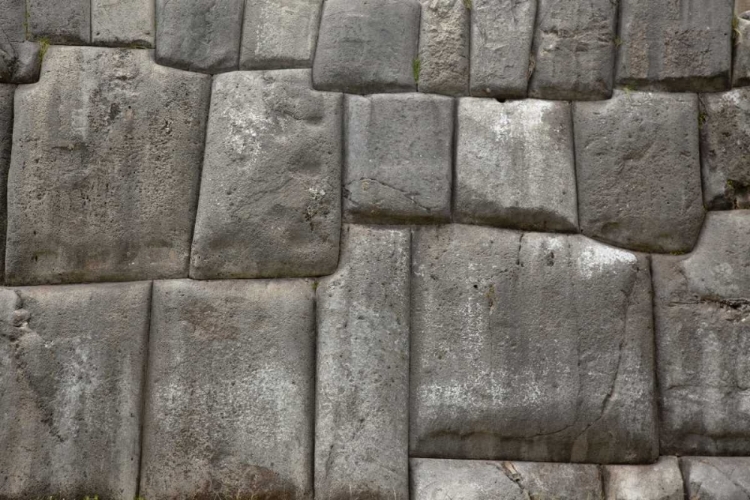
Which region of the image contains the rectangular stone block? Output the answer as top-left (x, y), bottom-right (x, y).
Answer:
top-left (190, 69), bottom-right (342, 279)
top-left (27, 0), bottom-right (91, 44)
top-left (0, 85), bottom-right (13, 281)
top-left (140, 279), bottom-right (315, 499)
top-left (418, 0), bottom-right (470, 96)
top-left (681, 457), bottom-right (750, 500)
top-left (0, 0), bottom-right (26, 43)
top-left (733, 17), bottom-right (750, 87)
top-left (603, 457), bottom-right (684, 500)
top-left (92, 0), bottom-right (155, 47)
top-left (316, 225), bottom-right (410, 500)
top-left (0, 282), bottom-right (151, 500)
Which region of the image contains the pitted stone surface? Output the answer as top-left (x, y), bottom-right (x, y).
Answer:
top-left (734, 17), bottom-right (750, 88)
top-left (27, 0), bottom-right (91, 45)
top-left (93, 0), bottom-right (154, 47)
top-left (418, 0), bottom-right (470, 96)
top-left (0, 282), bottom-right (151, 500)
top-left (455, 98), bottom-right (577, 232)
top-left (344, 93), bottom-right (453, 224)
top-left (312, 0), bottom-right (420, 94)
top-left (0, 85), bottom-right (13, 281)
top-left (681, 457), bottom-right (750, 500)
top-left (190, 70), bottom-right (342, 279)
top-left (7, 47), bottom-right (211, 286)
top-left (603, 457), bottom-right (684, 500)
top-left (141, 279), bottom-right (315, 500)
top-left (410, 225), bottom-right (657, 463)
top-left (316, 225), bottom-right (410, 500)
top-left (574, 91), bottom-right (704, 254)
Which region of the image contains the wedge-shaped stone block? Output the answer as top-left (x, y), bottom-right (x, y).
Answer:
top-left (574, 91), bottom-right (704, 254)
top-left (344, 93), bottom-right (453, 224)
top-left (27, 0), bottom-right (91, 45)
top-left (313, 0), bottom-right (420, 94)
top-left (191, 70), bottom-right (341, 279)
top-left (603, 457), bottom-right (684, 500)
top-left (734, 16), bottom-right (750, 88)
top-left (93, 0), bottom-right (154, 47)
top-left (0, 85), bottom-right (12, 281)
top-left (7, 47), bottom-right (211, 285)
top-left (418, 0), bottom-right (470, 96)
top-left (316, 225), bottom-right (410, 500)
top-left (141, 279), bottom-right (315, 500)
top-left (456, 98), bottom-right (577, 232)
top-left (681, 457), bottom-right (750, 500)
top-left (0, 282), bottom-right (151, 500)
top-left (411, 225), bottom-right (658, 463)
top-left (653, 211), bottom-right (750, 455)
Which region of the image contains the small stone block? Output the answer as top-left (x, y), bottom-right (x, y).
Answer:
top-left (681, 457), bottom-right (750, 500)
top-left (27, 0), bottom-right (91, 45)
top-left (417, 0), bottom-right (470, 96)
top-left (603, 457), bottom-right (684, 500)
top-left (92, 0), bottom-right (155, 47)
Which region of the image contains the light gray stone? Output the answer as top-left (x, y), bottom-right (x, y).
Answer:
top-left (603, 457), bottom-right (684, 500)
top-left (681, 457), bottom-right (750, 500)
top-left (0, 282), bottom-right (151, 500)
top-left (6, 47), bottom-right (211, 285)
top-left (418, 0), bottom-right (470, 96)
top-left (411, 225), bottom-right (658, 463)
top-left (574, 91), bottom-right (705, 254)
top-left (529, 0), bottom-right (617, 100)
top-left (733, 18), bottom-right (750, 87)
top-left (27, 0), bottom-right (91, 45)
top-left (0, 85), bottom-right (12, 282)
top-left (190, 70), bottom-right (342, 279)
top-left (92, 0), bottom-right (154, 47)
top-left (312, 0), bottom-right (420, 94)
top-left (316, 225), bottom-right (410, 500)
top-left (344, 93), bottom-right (453, 224)
top-left (470, 0), bottom-right (536, 98)
top-left (0, 0), bottom-right (26, 44)
top-left (140, 279), bottom-right (315, 500)
top-left (455, 98), bottom-right (578, 232)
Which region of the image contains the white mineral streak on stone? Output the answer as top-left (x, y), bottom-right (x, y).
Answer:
top-left (577, 243), bottom-right (637, 280)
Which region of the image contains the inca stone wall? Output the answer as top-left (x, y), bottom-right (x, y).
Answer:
top-left (2, 0), bottom-right (750, 499)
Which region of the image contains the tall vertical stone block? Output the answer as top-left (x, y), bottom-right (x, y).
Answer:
top-left (733, 15), bottom-right (750, 88)
top-left (27, 0), bottom-right (91, 45)
top-left (0, 0), bottom-right (25, 44)
top-left (418, 0), bottom-right (470, 96)
top-left (0, 85), bottom-right (13, 282)
top-left (92, 0), bottom-right (155, 47)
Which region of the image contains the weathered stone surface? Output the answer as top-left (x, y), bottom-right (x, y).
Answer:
top-left (616, 0), bottom-right (733, 92)
top-left (739, 0), bottom-right (750, 14)
top-left (1, 41), bottom-right (42, 85)
top-left (455, 98), bottom-right (577, 232)
top-left (0, 0), bottom-right (25, 44)
top-left (92, 0), bottom-right (154, 47)
top-left (0, 282), bottom-right (151, 500)
top-left (603, 457), bottom-right (683, 500)
top-left (344, 93), bottom-right (453, 224)
top-left (316, 225), bottom-right (410, 500)
top-left (653, 211), bottom-right (750, 455)
top-left (313, 0), bottom-right (420, 94)
top-left (190, 70), bottom-right (341, 279)
top-left (7, 47), bottom-right (211, 285)
top-left (470, 0), bottom-right (536, 98)
top-left (411, 225), bottom-right (657, 463)
top-left (734, 17), bottom-right (750, 88)
top-left (528, 0), bottom-right (617, 100)
top-left (27, 0), bottom-right (91, 45)
top-left (0, 85), bottom-right (13, 281)
top-left (418, 0), bottom-right (470, 96)
top-left (155, 0), bottom-right (243, 73)
top-left (681, 457), bottom-right (750, 500)
top-left (140, 279), bottom-right (315, 500)
top-left (574, 91), bottom-right (704, 254)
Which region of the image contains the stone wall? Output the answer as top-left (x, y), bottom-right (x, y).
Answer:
top-left (1, 0), bottom-right (750, 499)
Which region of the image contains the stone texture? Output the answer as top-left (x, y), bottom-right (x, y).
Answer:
top-left (6, 47), bottom-right (211, 286)
top-left (653, 211), bottom-right (750, 455)
top-left (417, 0), bottom-right (470, 96)
top-left (603, 457), bottom-right (683, 500)
top-left (616, 0), bottom-right (733, 92)
top-left (574, 91), bottom-right (704, 254)
top-left (681, 457), bottom-right (750, 500)
top-left (0, 282), bottom-right (151, 500)
top-left (528, 0), bottom-right (617, 100)
top-left (155, 0), bottom-right (243, 73)
top-left (0, 85), bottom-right (13, 281)
top-left (140, 279), bottom-right (315, 500)
top-left (0, 0), bottom-right (26, 44)
top-left (411, 225), bottom-right (658, 463)
top-left (0, 42), bottom-right (42, 84)
top-left (190, 70), bottom-right (342, 280)
top-left (470, 0), bottom-right (536, 98)
top-left (92, 0), bottom-right (154, 47)
top-left (455, 98), bottom-right (577, 232)
top-left (734, 16), bottom-right (750, 88)
top-left (312, 0), bottom-right (420, 94)
top-left (316, 225), bottom-right (410, 500)
top-left (344, 93), bottom-right (453, 224)
top-left (27, 0), bottom-right (91, 45)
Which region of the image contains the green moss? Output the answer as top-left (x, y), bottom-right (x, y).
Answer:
top-left (38, 37), bottom-right (50, 63)
top-left (462, 0), bottom-right (472, 9)
top-left (412, 58), bottom-right (421, 84)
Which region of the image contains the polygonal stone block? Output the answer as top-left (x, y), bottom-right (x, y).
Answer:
top-left (140, 279), bottom-right (315, 500)
top-left (733, 16), bottom-right (750, 88)
top-left (0, 85), bottom-right (12, 281)
top-left (344, 93), bottom-right (453, 224)
top-left (603, 457), bottom-right (684, 500)
top-left (27, 0), bottom-right (91, 45)
top-left (0, 42), bottom-right (42, 84)
top-left (681, 457), bottom-right (750, 500)
top-left (92, 0), bottom-right (154, 47)
top-left (418, 0), bottom-right (470, 96)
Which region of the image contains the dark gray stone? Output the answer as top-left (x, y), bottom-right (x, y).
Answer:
top-left (681, 457), bottom-right (750, 500)
top-left (603, 457), bottom-right (684, 500)
top-left (733, 18), bottom-right (750, 87)
top-left (0, 85), bottom-right (12, 282)
top-left (418, 0), bottom-right (470, 96)
top-left (0, 41), bottom-right (42, 85)
top-left (27, 0), bottom-right (91, 45)
top-left (92, 0), bottom-right (154, 47)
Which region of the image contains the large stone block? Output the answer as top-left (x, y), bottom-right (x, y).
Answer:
top-left (417, 0), bottom-right (470, 96)
top-left (455, 98), bottom-right (577, 232)
top-left (190, 70), bottom-right (341, 279)
top-left (603, 457), bottom-right (684, 500)
top-left (316, 225), bottom-right (410, 500)
top-left (312, 0), bottom-right (420, 94)
top-left (411, 225), bottom-right (658, 463)
top-left (733, 16), bottom-right (750, 88)
top-left (7, 47), bottom-right (211, 285)
top-left (0, 85), bottom-right (12, 281)
top-left (0, 282), bottom-right (151, 500)
top-left (344, 93), bottom-right (453, 224)
top-left (27, 0), bottom-right (91, 45)
top-left (681, 457), bottom-right (750, 500)
top-left (140, 279), bottom-right (315, 500)
top-left (92, 0), bottom-right (154, 47)
top-left (574, 91), bottom-right (704, 254)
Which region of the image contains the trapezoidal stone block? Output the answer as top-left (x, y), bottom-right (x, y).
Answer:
top-left (603, 457), bottom-right (684, 500)
top-left (0, 85), bottom-right (13, 281)
top-left (27, 0), bottom-right (91, 44)
top-left (0, 282), bottom-right (151, 500)
top-left (417, 0), bottom-right (470, 96)
top-left (6, 47), bottom-right (211, 286)
top-left (681, 457), bottom-right (750, 500)
top-left (140, 279), bottom-right (315, 500)
top-left (92, 0), bottom-right (155, 47)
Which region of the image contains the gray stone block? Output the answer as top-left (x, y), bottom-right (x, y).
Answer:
top-left (0, 282), bottom-right (151, 500)
top-left (0, 0), bottom-right (26, 44)
top-left (312, 0), bottom-right (420, 94)
top-left (616, 0), bottom-right (733, 92)
top-left (574, 91), bottom-right (705, 254)
top-left (417, 0), bottom-right (470, 96)
top-left (92, 0), bottom-right (154, 47)
top-left (140, 279), bottom-right (315, 500)
top-left (455, 98), bottom-right (578, 232)
top-left (470, 0), bottom-right (536, 98)
top-left (529, 0), bottom-right (617, 100)
top-left (0, 85), bottom-right (12, 282)
top-left (681, 457), bottom-right (750, 500)
top-left (190, 70), bottom-right (342, 279)
top-left (155, 0), bottom-right (243, 73)
top-left (344, 93), bottom-right (453, 224)
top-left (7, 47), bottom-right (211, 285)
top-left (411, 225), bottom-right (658, 463)
top-left (0, 41), bottom-right (42, 84)
top-left (316, 225), bottom-right (410, 500)
top-left (733, 17), bottom-right (750, 88)
top-left (27, 0), bottom-right (91, 45)
top-left (603, 457), bottom-right (684, 500)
